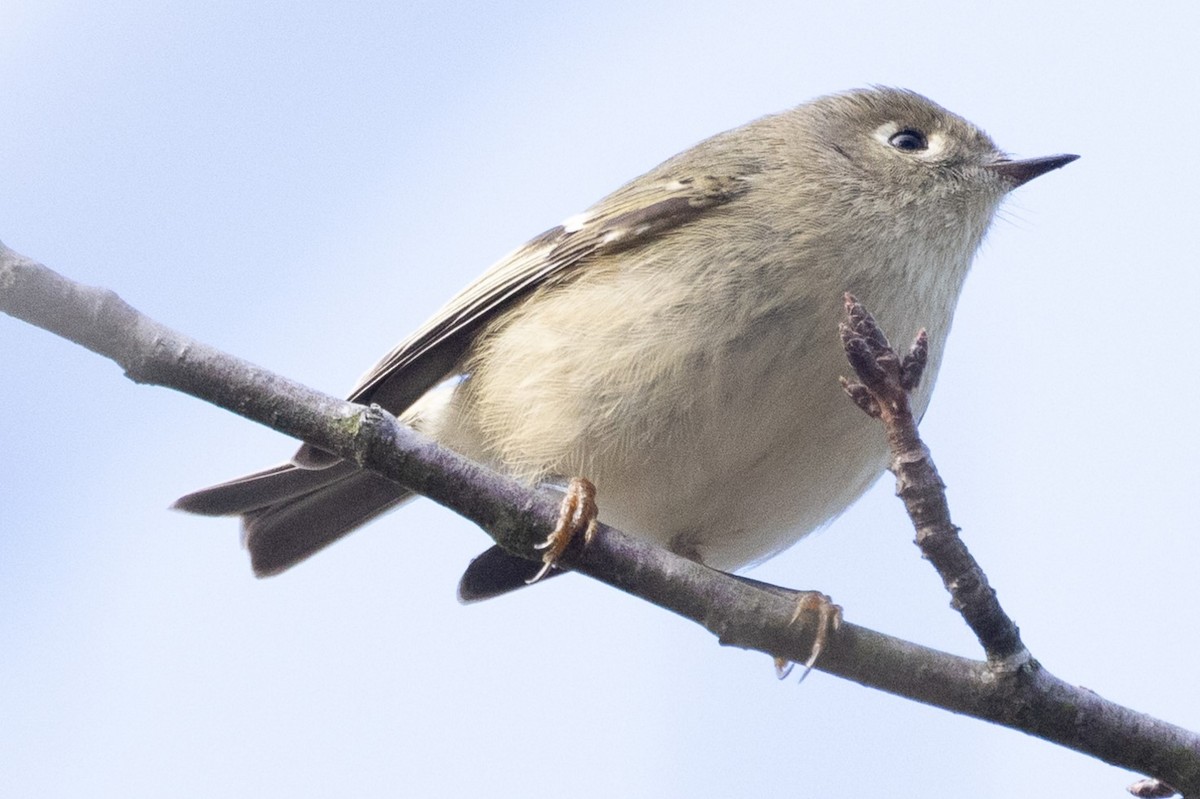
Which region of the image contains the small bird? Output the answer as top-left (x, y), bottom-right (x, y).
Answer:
top-left (175, 87), bottom-right (1075, 601)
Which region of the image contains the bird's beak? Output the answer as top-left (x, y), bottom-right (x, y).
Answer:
top-left (987, 153), bottom-right (1079, 188)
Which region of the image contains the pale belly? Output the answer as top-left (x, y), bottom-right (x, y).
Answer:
top-left (429, 265), bottom-right (941, 571)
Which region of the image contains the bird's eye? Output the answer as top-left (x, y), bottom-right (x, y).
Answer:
top-left (888, 129), bottom-right (928, 152)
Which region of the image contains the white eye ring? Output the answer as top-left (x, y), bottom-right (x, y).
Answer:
top-left (874, 122), bottom-right (946, 158)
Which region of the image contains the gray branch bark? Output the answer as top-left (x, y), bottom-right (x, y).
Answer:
top-left (2, 241), bottom-right (1197, 796)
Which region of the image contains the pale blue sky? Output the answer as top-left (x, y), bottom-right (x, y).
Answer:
top-left (2, 2), bottom-right (1198, 797)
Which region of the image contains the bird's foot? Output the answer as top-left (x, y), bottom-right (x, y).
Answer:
top-left (527, 477), bottom-right (598, 584)
top-left (774, 591), bottom-right (843, 683)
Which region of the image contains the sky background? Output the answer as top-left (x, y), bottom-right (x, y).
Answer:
top-left (2, 2), bottom-right (1198, 797)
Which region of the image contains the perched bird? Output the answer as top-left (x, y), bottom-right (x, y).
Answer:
top-left (175, 87), bottom-right (1075, 601)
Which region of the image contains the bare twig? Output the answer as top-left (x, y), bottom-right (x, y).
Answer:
top-left (838, 292), bottom-right (1024, 662)
top-left (838, 292), bottom-right (1189, 797)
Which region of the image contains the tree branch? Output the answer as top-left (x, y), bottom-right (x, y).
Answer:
top-left (2, 242), bottom-right (1197, 796)
top-left (839, 293), bottom-right (1024, 662)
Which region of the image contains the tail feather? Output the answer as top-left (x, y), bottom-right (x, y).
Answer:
top-left (172, 461), bottom-right (360, 516)
top-left (242, 470), bottom-right (414, 576)
top-left (174, 461), bottom-right (413, 577)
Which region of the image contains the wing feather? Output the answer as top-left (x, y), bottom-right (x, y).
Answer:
top-left (294, 169), bottom-right (754, 466)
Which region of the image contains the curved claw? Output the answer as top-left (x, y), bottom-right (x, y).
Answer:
top-left (527, 477), bottom-right (598, 584)
top-left (778, 592), bottom-right (843, 683)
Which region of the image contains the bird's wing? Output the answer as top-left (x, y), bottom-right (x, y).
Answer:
top-left (176, 163), bottom-right (761, 519)
top-left (293, 169), bottom-right (755, 466)
top-left (355, 171), bottom-right (751, 406)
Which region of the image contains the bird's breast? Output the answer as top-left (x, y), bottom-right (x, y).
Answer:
top-left (444, 240), bottom-right (962, 570)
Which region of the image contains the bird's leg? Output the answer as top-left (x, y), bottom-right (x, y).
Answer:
top-left (774, 592), bottom-right (843, 682)
top-left (526, 477), bottom-right (599, 584)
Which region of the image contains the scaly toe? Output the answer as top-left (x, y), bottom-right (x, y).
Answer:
top-left (527, 477), bottom-right (598, 584)
top-left (779, 592), bottom-right (843, 683)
